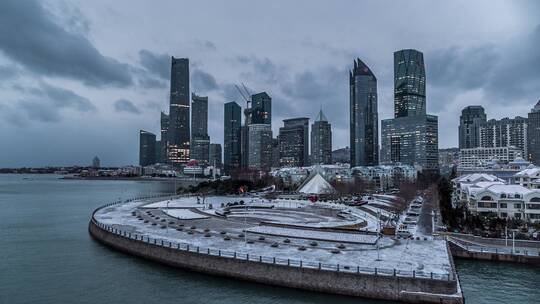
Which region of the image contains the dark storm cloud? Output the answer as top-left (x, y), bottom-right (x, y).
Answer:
top-left (114, 99), bottom-right (141, 114)
top-left (427, 24), bottom-right (540, 107)
top-left (427, 45), bottom-right (498, 90)
top-left (0, 65), bottom-right (19, 82)
top-left (219, 83), bottom-right (239, 101)
top-left (138, 50), bottom-right (219, 91)
top-left (236, 55), bottom-right (283, 83)
top-left (0, 0), bottom-right (133, 87)
top-left (278, 66), bottom-right (349, 128)
top-left (136, 71), bottom-right (167, 89)
top-left (9, 83), bottom-right (96, 123)
top-left (486, 24), bottom-right (540, 99)
top-left (192, 69), bottom-right (218, 91)
top-left (139, 49), bottom-right (170, 80)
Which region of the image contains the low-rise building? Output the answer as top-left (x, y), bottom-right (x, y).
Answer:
top-left (459, 146), bottom-right (522, 169)
top-left (352, 164), bottom-right (417, 190)
top-left (452, 173), bottom-right (540, 222)
top-left (457, 156), bottom-right (532, 183)
top-left (514, 167), bottom-right (540, 189)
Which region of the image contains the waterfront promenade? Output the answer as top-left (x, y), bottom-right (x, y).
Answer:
top-left (89, 195), bottom-right (463, 303)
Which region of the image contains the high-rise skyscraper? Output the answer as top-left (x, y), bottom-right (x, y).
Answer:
top-left (160, 112), bottom-right (169, 163)
top-left (248, 124), bottom-right (273, 170)
top-left (381, 49), bottom-right (439, 172)
top-left (311, 109), bottom-right (332, 165)
top-left (190, 93), bottom-right (209, 165)
top-left (224, 101), bottom-right (242, 174)
top-left (279, 117), bottom-right (309, 167)
top-left (191, 93), bottom-right (208, 137)
top-left (350, 58), bottom-right (379, 167)
top-left (139, 130), bottom-right (156, 166)
top-left (394, 49), bottom-right (426, 118)
top-left (250, 92), bottom-right (272, 125)
top-left (381, 115), bottom-right (439, 171)
top-left (479, 116), bottom-right (528, 158)
top-left (459, 106), bottom-right (486, 149)
top-left (191, 136), bottom-right (210, 165)
top-left (239, 92), bottom-right (273, 171)
top-left (209, 143), bottom-right (222, 168)
top-left (528, 100), bottom-right (540, 165)
top-left (167, 57), bottom-right (190, 166)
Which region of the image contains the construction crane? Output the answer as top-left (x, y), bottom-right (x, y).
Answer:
top-left (235, 83), bottom-right (254, 125)
top-left (234, 83), bottom-right (253, 108)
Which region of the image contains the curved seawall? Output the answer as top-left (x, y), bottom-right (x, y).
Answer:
top-left (89, 201), bottom-right (463, 304)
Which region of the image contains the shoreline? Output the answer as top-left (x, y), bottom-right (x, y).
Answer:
top-left (89, 198), bottom-right (463, 304)
top-left (61, 176), bottom-right (209, 182)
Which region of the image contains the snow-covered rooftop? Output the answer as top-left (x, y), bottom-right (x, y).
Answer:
top-left (515, 167), bottom-right (540, 178)
top-left (455, 173), bottom-right (504, 184)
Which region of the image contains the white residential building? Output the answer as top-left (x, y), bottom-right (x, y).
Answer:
top-left (452, 173), bottom-right (540, 222)
top-left (514, 167), bottom-right (540, 189)
top-left (459, 146), bottom-right (522, 169)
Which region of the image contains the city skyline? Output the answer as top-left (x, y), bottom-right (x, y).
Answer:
top-left (0, 0), bottom-right (539, 167)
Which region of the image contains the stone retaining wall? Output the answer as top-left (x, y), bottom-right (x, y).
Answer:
top-left (449, 242), bottom-right (540, 265)
top-left (89, 220), bottom-right (463, 304)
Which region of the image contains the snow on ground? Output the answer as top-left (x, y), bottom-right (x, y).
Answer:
top-left (163, 209), bottom-right (210, 220)
top-left (246, 226), bottom-right (379, 244)
top-left (93, 198), bottom-right (452, 276)
top-left (364, 204), bottom-right (395, 218)
top-left (142, 196), bottom-right (245, 208)
top-left (373, 194), bottom-right (400, 201)
top-left (265, 219), bottom-right (365, 229)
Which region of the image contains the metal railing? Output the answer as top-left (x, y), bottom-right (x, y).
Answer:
top-left (448, 237), bottom-right (540, 257)
top-left (91, 196), bottom-right (456, 282)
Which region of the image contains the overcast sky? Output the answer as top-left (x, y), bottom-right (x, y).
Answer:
top-left (0, 0), bottom-right (539, 167)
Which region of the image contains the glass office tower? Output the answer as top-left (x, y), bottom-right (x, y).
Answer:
top-left (394, 49), bottom-right (426, 118)
top-left (350, 58), bottom-right (379, 167)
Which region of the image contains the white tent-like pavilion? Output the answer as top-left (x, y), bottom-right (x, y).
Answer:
top-left (297, 172), bottom-right (335, 194)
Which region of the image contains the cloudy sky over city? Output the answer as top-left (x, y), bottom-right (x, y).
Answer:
top-left (0, 0), bottom-right (539, 166)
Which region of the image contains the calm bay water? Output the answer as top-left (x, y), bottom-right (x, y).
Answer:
top-left (0, 174), bottom-right (538, 304)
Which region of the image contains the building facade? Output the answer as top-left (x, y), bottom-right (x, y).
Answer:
top-left (250, 92), bottom-right (272, 124)
top-left (459, 146), bottom-right (522, 168)
top-left (528, 101), bottom-right (540, 165)
top-left (394, 49), bottom-right (426, 118)
top-left (209, 143), bottom-right (222, 168)
top-left (223, 102), bottom-right (242, 174)
top-left (332, 147), bottom-right (350, 164)
top-left (381, 114), bottom-right (439, 171)
top-left (479, 116), bottom-right (528, 158)
top-left (191, 93), bottom-right (208, 137)
top-left (459, 106), bottom-right (486, 149)
top-left (167, 57), bottom-right (190, 166)
top-left (452, 173), bottom-right (540, 222)
top-left (248, 124), bottom-right (273, 170)
top-left (160, 112), bottom-right (169, 163)
top-left (279, 118), bottom-right (310, 167)
top-left (311, 109), bottom-right (332, 165)
top-left (190, 93), bottom-right (209, 165)
top-left (139, 130), bottom-right (157, 167)
top-left (381, 49), bottom-right (439, 172)
top-left (349, 58), bottom-right (378, 167)
top-left (190, 135), bottom-right (210, 166)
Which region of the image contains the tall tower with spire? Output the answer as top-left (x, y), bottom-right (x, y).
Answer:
top-left (311, 108), bottom-right (332, 165)
top-left (350, 58), bottom-right (379, 167)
